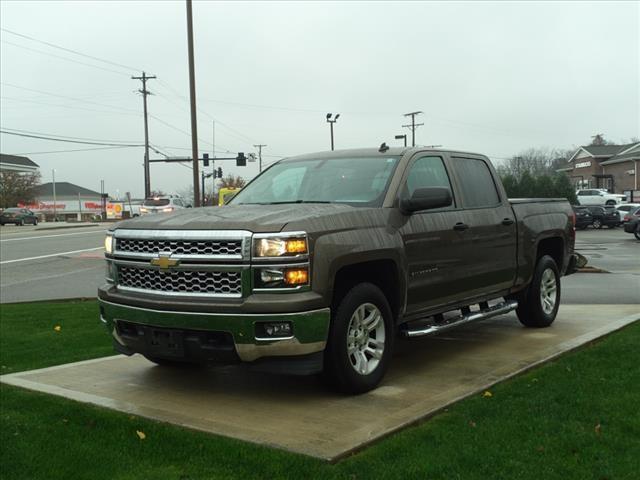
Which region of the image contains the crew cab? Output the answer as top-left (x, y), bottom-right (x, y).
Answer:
top-left (99, 147), bottom-right (577, 393)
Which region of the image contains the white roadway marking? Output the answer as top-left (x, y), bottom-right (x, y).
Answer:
top-left (0, 247), bottom-right (104, 265)
top-left (0, 229), bottom-right (106, 242)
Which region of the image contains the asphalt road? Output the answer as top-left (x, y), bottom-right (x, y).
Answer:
top-left (0, 224), bottom-right (638, 305)
top-left (1, 225), bottom-right (106, 303)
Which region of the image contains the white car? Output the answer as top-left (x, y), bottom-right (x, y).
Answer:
top-left (139, 195), bottom-right (189, 215)
top-left (576, 189), bottom-right (627, 206)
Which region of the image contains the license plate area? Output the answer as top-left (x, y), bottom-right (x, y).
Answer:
top-left (146, 327), bottom-right (185, 358)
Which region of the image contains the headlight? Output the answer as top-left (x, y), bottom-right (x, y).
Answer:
top-left (104, 234), bottom-right (114, 254)
top-left (253, 233), bottom-right (308, 258)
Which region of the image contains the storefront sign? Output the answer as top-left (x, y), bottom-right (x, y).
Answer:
top-left (575, 161), bottom-right (591, 169)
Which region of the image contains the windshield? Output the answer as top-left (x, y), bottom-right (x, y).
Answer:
top-left (230, 156), bottom-right (399, 207)
top-left (143, 198), bottom-right (170, 207)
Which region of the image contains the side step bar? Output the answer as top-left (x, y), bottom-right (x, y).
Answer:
top-left (403, 300), bottom-right (518, 338)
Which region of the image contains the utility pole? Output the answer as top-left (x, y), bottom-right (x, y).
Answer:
top-left (132, 71), bottom-right (156, 198)
top-left (402, 111), bottom-right (424, 147)
top-left (253, 144), bottom-right (267, 172)
top-left (186, 0), bottom-right (200, 207)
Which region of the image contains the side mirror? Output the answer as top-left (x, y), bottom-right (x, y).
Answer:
top-left (400, 187), bottom-right (452, 214)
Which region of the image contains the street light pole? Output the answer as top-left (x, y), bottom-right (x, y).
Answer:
top-left (326, 113), bottom-right (340, 150)
top-left (394, 134), bottom-right (407, 147)
top-left (52, 169), bottom-right (57, 222)
top-left (186, 0), bottom-right (200, 207)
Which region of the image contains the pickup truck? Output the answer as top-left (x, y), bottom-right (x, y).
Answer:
top-left (99, 147), bottom-right (578, 393)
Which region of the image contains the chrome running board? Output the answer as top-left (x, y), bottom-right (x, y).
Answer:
top-left (403, 300), bottom-right (518, 338)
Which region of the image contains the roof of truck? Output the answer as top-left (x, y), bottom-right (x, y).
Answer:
top-left (279, 146), bottom-right (487, 162)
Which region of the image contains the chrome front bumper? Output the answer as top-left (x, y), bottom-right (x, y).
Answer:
top-left (98, 299), bottom-right (330, 362)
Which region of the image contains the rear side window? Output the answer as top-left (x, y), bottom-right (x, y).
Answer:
top-left (452, 158), bottom-right (500, 208)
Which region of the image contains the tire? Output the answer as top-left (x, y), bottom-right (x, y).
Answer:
top-left (516, 255), bottom-right (560, 328)
top-left (33, 218), bottom-right (38, 225)
top-left (143, 355), bottom-right (199, 367)
top-left (605, 200), bottom-right (616, 206)
top-left (323, 283), bottom-right (394, 394)
top-left (635, 225), bottom-right (640, 241)
top-left (592, 218), bottom-right (602, 229)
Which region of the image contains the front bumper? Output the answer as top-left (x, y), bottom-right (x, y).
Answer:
top-left (98, 298), bottom-right (331, 364)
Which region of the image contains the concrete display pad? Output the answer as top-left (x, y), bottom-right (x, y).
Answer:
top-left (2, 304), bottom-right (638, 461)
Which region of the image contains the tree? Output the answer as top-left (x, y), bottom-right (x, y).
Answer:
top-left (553, 173), bottom-right (578, 205)
top-left (0, 171), bottom-right (41, 209)
top-left (219, 175), bottom-right (246, 189)
top-left (535, 174), bottom-right (555, 198)
top-left (499, 147), bottom-right (571, 179)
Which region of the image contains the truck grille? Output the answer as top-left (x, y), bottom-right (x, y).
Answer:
top-left (117, 266), bottom-right (242, 296)
top-left (116, 238), bottom-right (243, 257)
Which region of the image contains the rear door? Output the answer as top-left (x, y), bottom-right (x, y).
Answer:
top-left (447, 155), bottom-right (517, 298)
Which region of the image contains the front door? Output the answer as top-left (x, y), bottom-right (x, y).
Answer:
top-left (395, 154), bottom-right (471, 315)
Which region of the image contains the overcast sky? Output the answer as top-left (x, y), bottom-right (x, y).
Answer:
top-left (1, 0), bottom-right (638, 199)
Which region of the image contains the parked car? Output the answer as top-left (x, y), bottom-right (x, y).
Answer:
top-left (616, 203), bottom-right (640, 223)
top-left (139, 196), bottom-right (189, 215)
top-left (572, 206), bottom-right (593, 230)
top-left (0, 208), bottom-right (38, 226)
top-left (622, 207), bottom-right (640, 240)
top-left (100, 146), bottom-right (578, 394)
top-left (576, 189), bottom-right (626, 206)
top-left (581, 205), bottom-right (620, 229)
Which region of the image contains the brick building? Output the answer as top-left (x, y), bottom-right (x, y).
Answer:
top-left (558, 142), bottom-right (639, 201)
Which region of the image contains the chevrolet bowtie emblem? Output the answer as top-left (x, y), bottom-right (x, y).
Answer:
top-left (150, 253), bottom-right (180, 270)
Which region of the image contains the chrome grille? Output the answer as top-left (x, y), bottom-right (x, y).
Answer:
top-left (117, 266), bottom-right (242, 296)
top-left (116, 238), bottom-right (242, 257)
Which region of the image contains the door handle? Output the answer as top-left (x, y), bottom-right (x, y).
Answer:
top-left (453, 222), bottom-right (469, 231)
top-left (501, 218), bottom-right (515, 226)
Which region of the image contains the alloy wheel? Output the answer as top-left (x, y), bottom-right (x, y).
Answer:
top-left (346, 303), bottom-right (385, 376)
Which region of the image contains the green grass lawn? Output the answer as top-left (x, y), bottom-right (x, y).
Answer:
top-left (1, 301), bottom-right (639, 480)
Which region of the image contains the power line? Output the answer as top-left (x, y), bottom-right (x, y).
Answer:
top-left (0, 129), bottom-right (144, 147)
top-left (0, 82), bottom-right (139, 115)
top-left (1, 39), bottom-right (131, 77)
top-left (9, 146), bottom-right (138, 155)
top-left (0, 95), bottom-right (139, 117)
top-left (0, 27), bottom-right (141, 72)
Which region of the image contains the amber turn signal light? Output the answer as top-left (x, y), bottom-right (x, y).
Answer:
top-left (284, 268), bottom-right (309, 285)
top-left (285, 239), bottom-right (307, 254)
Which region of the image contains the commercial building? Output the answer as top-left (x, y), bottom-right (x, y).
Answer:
top-left (20, 182), bottom-right (104, 221)
top-left (559, 142), bottom-right (639, 201)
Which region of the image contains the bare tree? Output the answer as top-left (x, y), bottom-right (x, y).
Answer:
top-left (219, 175), bottom-right (246, 189)
top-left (497, 147), bottom-right (571, 179)
top-left (0, 171), bottom-right (41, 209)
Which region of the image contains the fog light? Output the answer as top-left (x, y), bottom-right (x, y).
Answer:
top-left (256, 322), bottom-right (292, 338)
top-left (284, 268), bottom-right (308, 285)
top-left (260, 269), bottom-right (284, 283)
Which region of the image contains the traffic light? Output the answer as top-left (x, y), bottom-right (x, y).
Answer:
top-left (203, 153), bottom-right (209, 167)
top-left (217, 167), bottom-right (223, 178)
top-left (236, 152), bottom-right (246, 167)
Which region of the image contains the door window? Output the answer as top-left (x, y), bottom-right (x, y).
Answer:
top-left (404, 156), bottom-right (454, 206)
top-left (452, 158), bottom-right (500, 208)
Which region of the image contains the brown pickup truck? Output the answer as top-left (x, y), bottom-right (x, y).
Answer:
top-left (99, 147), bottom-right (578, 393)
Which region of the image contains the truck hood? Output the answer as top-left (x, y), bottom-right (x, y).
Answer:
top-left (112, 203), bottom-right (367, 233)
